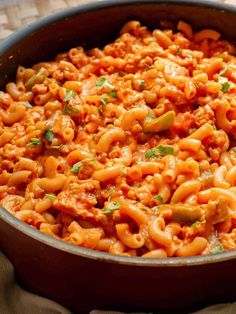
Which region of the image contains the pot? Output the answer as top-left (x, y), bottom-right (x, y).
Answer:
top-left (1, 1), bottom-right (236, 313)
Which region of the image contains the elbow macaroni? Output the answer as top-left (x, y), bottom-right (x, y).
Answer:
top-left (1, 20), bottom-right (236, 258)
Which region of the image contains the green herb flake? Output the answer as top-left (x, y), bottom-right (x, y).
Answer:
top-left (219, 67), bottom-right (227, 76)
top-left (89, 158), bottom-right (97, 162)
top-left (218, 77), bottom-right (231, 93)
top-left (233, 147), bottom-right (236, 153)
top-left (71, 161), bottom-right (83, 174)
top-left (43, 129), bottom-right (54, 142)
top-left (157, 145), bottom-right (174, 155)
top-left (211, 245), bottom-right (224, 254)
top-left (110, 91), bottom-right (117, 98)
top-left (45, 194), bottom-right (56, 201)
top-left (103, 202), bottom-right (121, 215)
top-left (64, 89), bottom-right (77, 102)
top-left (26, 138), bottom-right (42, 146)
top-left (96, 77), bottom-right (114, 90)
top-left (23, 102), bottom-right (33, 109)
top-left (154, 195), bottom-right (163, 203)
top-left (145, 149), bottom-right (158, 159)
top-left (191, 221), bottom-right (201, 228)
top-left (148, 66), bottom-right (155, 70)
top-left (101, 97), bottom-right (108, 105)
top-left (63, 104), bottom-right (79, 115)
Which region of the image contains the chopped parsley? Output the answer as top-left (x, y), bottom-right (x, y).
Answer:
top-left (96, 77), bottom-right (114, 90)
top-left (233, 147), bottom-right (236, 153)
top-left (101, 97), bottom-right (108, 105)
top-left (156, 145), bottom-right (174, 155)
top-left (43, 129), bottom-right (54, 142)
top-left (103, 202), bottom-right (121, 215)
top-left (110, 91), bottom-right (117, 98)
top-left (145, 145), bottom-right (174, 159)
top-left (191, 221), bottom-right (201, 228)
top-left (63, 104), bottom-right (79, 115)
top-left (71, 161), bottom-right (83, 174)
top-left (71, 158), bottom-right (96, 174)
top-left (218, 77), bottom-right (230, 93)
top-left (26, 138), bottom-right (42, 146)
top-left (89, 158), bottom-right (97, 162)
top-left (210, 245), bottom-right (224, 254)
top-left (45, 194), bottom-right (56, 201)
top-left (145, 149), bottom-right (158, 159)
top-left (64, 89), bottom-right (77, 102)
top-left (154, 195), bottom-right (163, 203)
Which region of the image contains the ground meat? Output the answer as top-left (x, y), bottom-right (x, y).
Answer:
top-left (194, 104), bottom-right (215, 127)
top-left (54, 180), bottom-right (100, 218)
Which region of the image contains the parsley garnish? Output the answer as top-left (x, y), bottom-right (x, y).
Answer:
top-left (145, 149), bottom-right (158, 159)
top-left (43, 129), bottom-right (54, 142)
top-left (103, 202), bottom-right (121, 215)
top-left (89, 158), bottom-right (97, 162)
top-left (110, 91), bottom-right (117, 98)
top-left (218, 77), bottom-right (230, 93)
top-left (96, 77), bottom-right (114, 90)
top-left (154, 195), bottom-right (163, 203)
top-left (71, 161), bottom-right (83, 174)
top-left (63, 105), bottom-right (79, 115)
top-left (156, 145), bottom-right (174, 155)
top-left (64, 89), bottom-right (77, 102)
top-left (26, 138), bottom-right (42, 146)
top-left (101, 97), bottom-right (108, 105)
top-left (191, 221), bottom-right (201, 228)
top-left (45, 194), bottom-right (56, 201)
top-left (145, 145), bottom-right (174, 159)
top-left (211, 245), bottom-right (224, 254)
top-left (233, 147), bottom-right (236, 153)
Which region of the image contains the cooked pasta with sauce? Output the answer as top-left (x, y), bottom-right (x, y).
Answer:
top-left (1, 20), bottom-right (236, 258)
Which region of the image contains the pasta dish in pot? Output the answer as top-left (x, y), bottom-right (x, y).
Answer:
top-left (0, 20), bottom-right (236, 258)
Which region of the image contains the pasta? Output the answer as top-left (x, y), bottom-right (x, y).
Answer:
top-left (1, 20), bottom-right (236, 258)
